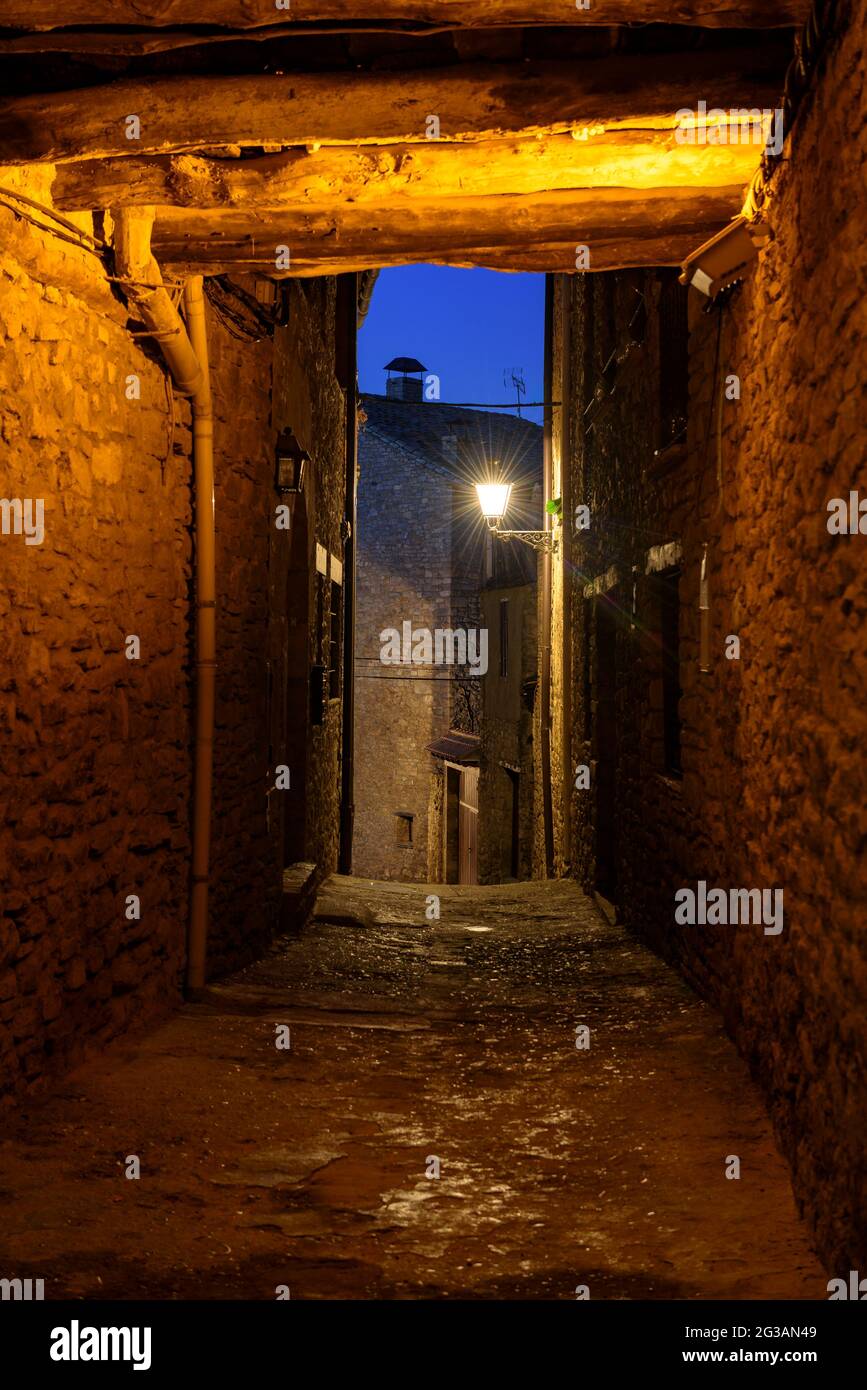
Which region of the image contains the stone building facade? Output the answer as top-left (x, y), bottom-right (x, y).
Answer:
top-left (354, 391), bottom-right (541, 882)
top-left (541, 4), bottom-right (866, 1271)
top-left (0, 187), bottom-right (352, 1100)
top-left (479, 578), bottom-right (538, 884)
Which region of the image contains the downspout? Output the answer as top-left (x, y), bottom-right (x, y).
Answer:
top-left (338, 272), bottom-right (359, 874)
top-left (112, 207), bottom-right (202, 397)
top-left (183, 278), bottom-right (215, 996)
top-left (111, 208), bottom-right (213, 995)
top-left (559, 276), bottom-right (573, 876)
top-left (540, 273), bottom-right (555, 877)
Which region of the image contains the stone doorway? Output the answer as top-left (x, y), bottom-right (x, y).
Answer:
top-left (458, 765), bottom-right (479, 885)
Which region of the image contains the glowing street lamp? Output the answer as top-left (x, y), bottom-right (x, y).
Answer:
top-left (475, 480), bottom-right (513, 525)
top-left (474, 467), bottom-right (557, 552)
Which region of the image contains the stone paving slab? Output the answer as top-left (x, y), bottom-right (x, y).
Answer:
top-left (0, 876), bottom-right (826, 1299)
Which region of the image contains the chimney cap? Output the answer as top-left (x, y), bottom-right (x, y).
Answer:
top-left (385, 356), bottom-right (426, 374)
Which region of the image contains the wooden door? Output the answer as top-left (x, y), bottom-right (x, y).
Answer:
top-left (458, 766), bottom-right (479, 885)
top-left (594, 592), bottom-right (619, 902)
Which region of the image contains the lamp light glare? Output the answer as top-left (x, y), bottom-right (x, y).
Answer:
top-left (475, 481), bottom-right (512, 521)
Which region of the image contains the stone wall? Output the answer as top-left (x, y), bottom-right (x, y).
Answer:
top-left (479, 582), bottom-right (536, 883)
top-left (272, 279), bottom-right (348, 887)
top-left (355, 399), bottom-right (541, 883)
top-left (0, 193), bottom-right (347, 1099)
top-left (353, 427), bottom-right (452, 880)
top-left (197, 285), bottom-right (278, 979)
top-left (553, 3), bottom-right (867, 1271)
top-left (0, 200), bottom-right (193, 1098)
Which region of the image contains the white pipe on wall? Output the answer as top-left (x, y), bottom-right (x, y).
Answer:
top-left (112, 208), bottom-right (215, 995)
top-left (183, 276), bottom-right (215, 996)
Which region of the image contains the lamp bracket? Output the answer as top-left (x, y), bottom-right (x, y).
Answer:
top-left (490, 524), bottom-right (559, 553)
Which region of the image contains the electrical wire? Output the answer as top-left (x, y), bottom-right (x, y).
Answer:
top-left (204, 275), bottom-right (278, 340)
top-left (701, 302), bottom-right (725, 519)
top-left (356, 672), bottom-right (485, 682)
top-left (583, 286), bottom-right (648, 434)
top-left (362, 395), bottom-right (557, 409)
top-left (162, 373), bottom-right (175, 487)
top-left (0, 194), bottom-right (108, 261)
top-left (0, 184), bottom-right (106, 249)
top-left (742, 0), bottom-right (840, 223)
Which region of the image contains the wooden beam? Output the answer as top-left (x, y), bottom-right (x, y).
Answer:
top-left (0, 28), bottom-right (301, 57)
top-left (149, 185), bottom-right (743, 275)
top-left (0, 52), bottom-right (790, 165)
top-left (0, 2), bottom-right (811, 31)
top-left (162, 237), bottom-right (721, 276)
top-left (50, 134), bottom-right (762, 212)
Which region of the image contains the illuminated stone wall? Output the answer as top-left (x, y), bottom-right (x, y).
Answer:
top-left (0, 207), bottom-right (346, 1099)
top-left (553, 6), bottom-right (867, 1270)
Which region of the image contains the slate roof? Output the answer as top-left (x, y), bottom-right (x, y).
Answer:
top-left (361, 394), bottom-right (542, 488)
top-left (359, 394), bottom-right (542, 589)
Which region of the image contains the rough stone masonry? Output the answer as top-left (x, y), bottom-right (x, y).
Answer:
top-left (0, 190), bottom-right (348, 1102)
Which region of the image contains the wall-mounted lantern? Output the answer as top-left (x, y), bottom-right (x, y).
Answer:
top-left (475, 480), bottom-right (513, 524)
top-left (275, 429), bottom-right (310, 495)
top-left (474, 465), bottom-right (557, 553)
top-left (678, 215), bottom-right (769, 299)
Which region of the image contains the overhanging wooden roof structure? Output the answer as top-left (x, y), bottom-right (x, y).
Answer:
top-left (0, 2), bottom-right (807, 276)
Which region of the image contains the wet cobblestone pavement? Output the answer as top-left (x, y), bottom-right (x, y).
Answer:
top-left (0, 877), bottom-right (826, 1299)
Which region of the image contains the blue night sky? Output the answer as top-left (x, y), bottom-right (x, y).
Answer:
top-left (358, 265), bottom-right (545, 426)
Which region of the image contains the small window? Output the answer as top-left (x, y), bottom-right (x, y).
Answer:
top-left (316, 572), bottom-right (325, 662)
top-left (659, 568), bottom-right (682, 777)
top-left (394, 812), bottom-right (413, 846)
top-left (499, 598), bottom-right (509, 677)
top-left (254, 278), bottom-right (277, 308)
top-left (309, 665), bottom-right (326, 727)
top-left (328, 579), bottom-right (341, 700)
top-left (583, 597), bottom-right (593, 738)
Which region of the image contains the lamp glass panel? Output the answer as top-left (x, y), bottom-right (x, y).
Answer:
top-left (277, 454), bottom-right (304, 492)
top-left (475, 482), bottom-right (512, 520)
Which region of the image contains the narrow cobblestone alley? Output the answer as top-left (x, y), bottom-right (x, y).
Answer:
top-left (0, 878), bottom-right (825, 1301)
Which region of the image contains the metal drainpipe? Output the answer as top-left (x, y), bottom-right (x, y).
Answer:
top-left (111, 213), bottom-right (214, 991)
top-left (540, 273), bottom-right (555, 877)
top-left (183, 277), bottom-right (215, 996)
top-left (338, 273), bottom-right (358, 875)
top-left (112, 208), bottom-right (202, 398)
top-left (559, 276), bottom-right (573, 876)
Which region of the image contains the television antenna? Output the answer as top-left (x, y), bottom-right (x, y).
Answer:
top-left (503, 367), bottom-right (526, 418)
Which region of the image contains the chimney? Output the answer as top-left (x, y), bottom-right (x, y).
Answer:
top-left (385, 356), bottom-right (426, 403)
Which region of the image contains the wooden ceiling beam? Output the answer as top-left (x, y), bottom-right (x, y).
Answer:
top-left (147, 184), bottom-right (743, 275)
top-left (0, 52), bottom-right (789, 165)
top-left (161, 236), bottom-right (722, 276)
top-left (50, 134), bottom-right (761, 213)
top-left (0, 2), bottom-right (811, 31)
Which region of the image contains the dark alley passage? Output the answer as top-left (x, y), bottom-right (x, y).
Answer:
top-left (0, 0), bottom-right (864, 1349)
top-left (0, 877), bottom-right (824, 1301)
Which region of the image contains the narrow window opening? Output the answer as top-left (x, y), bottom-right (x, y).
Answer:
top-left (659, 567), bottom-right (682, 777)
top-left (499, 598), bottom-right (509, 678)
top-left (583, 597), bottom-right (593, 739)
top-left (328, 578), bottom-right (342, 700)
